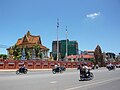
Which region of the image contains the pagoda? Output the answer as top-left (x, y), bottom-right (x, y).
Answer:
top-left (7, 31), bottom-right (49, 60)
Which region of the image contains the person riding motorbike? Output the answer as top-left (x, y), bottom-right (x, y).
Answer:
top-left (92, 64), bottom-right (95, 69)
top-left (82, 62), bottom-right (90, 77)
top-left (16, 64), bottom-right (28, 75)
top-left (54, 63), bottom-right (61, 72)
top-left (96, 64), bottom-right (99, 69)
top-left (79, 62), bottom-right (93, 81)
top-left (107, 63), bottom-right (115, 70)
top-left (19, 64), bottom-right (27, 73)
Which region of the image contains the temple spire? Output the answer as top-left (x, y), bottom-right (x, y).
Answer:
top-left (27, 31), bottom-right (31, 37)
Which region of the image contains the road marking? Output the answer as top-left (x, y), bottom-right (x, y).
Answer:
top-left (50, 81), bottom-right (57, 84)
top-left (65, 77), bottom-right (120, 90)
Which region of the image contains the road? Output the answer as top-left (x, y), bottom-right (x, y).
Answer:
top-left (0, 68), bottom-right (120, 90)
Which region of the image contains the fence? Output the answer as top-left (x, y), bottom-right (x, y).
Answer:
top-left (0, 59), bottom-right (93, 69)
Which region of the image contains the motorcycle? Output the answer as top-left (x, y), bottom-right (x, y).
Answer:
top-left (60, 66), bottom-right (66, 71)
top-left (106, 65), bottom-right (115, 71)
top-left (52, 67), bottom-right (64, 74)
top-left (79, 69), bottom-right (94, 81)
top-left (16, 68), bottom-right (28, 75)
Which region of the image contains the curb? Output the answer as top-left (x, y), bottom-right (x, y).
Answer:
top-left (0, 68), bottom-right (77, 72)
top-left (0, 69), bottom-right (52, 72)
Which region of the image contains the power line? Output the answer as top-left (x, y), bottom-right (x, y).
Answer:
top-left (0, 44), bottom-right (10, 48)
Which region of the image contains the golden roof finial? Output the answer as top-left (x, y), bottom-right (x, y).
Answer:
top-left (27, 30), bottom-right (31, 37)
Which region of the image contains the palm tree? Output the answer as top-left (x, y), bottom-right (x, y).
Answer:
top-left (24, 46), bottom-right (31, 60)
top-left (12, 45), bottom-right (21, 60)
top-left (33, 44), bottom-right (41, 59)
top-left (39, 52), bottom-right (42, 59)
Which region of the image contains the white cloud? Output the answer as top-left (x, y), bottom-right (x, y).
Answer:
top-left (86, 12), bottom-right (100, 19)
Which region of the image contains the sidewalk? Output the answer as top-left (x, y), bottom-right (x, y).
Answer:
top-left (0, 69), bottom-right (52, 72)
top-left (0, 67), bottom-right (107, 72)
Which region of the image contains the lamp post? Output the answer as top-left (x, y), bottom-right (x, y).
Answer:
top-left (78, 50), bottom-right (84, 61)
top-left (78, 49), bottom-right (81, 61)
top-left (57, 18), bottom-right (59, 61)
top-left (66, 26), bottom-right (68, 61)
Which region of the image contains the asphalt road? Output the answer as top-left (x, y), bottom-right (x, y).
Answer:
top-left (0, 68), bottom-right (120, 90)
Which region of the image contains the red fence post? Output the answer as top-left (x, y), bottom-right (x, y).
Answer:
top-left (0, 61), bottom-right (4, 69)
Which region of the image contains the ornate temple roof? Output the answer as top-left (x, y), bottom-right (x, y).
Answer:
top-left (16, 31), bottom-right (41, 45)
top-left (8, 31), bottom-right (49, 51)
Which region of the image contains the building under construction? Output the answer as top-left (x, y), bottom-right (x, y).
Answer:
top-left (52, 39), bottom-right (78, 60)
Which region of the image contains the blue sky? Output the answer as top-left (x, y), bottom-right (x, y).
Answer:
top-left (0, 0), bottom-right (120, 55)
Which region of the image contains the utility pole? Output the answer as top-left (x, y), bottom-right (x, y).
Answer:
top-left (57, 18), bottom-right (59, 61)
top-left (66, 26), bottom-right (68, 61)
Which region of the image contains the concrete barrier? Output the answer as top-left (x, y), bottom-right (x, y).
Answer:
top-left (0, 59), bottom-right (119, 69)
top-left (34, 61), bottom-right (42, 69)
top-left (0, 62), bottom-right (4, 69)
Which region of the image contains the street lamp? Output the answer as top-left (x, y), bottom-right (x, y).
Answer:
top-left (66, 26), bottom-right (68, 61)
top-left (57, 18), bottom-right (59, 61)
top-left (78, 50), bottom-right (84, 61)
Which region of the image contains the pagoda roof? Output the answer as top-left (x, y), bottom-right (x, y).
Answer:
top-left (16, 31), bottom-right (42, 45)
top-left (8, 31), bottom-right (49, 51)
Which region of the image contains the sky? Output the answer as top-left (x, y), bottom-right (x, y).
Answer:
top-left (0, 0), bottom-right (120, 55)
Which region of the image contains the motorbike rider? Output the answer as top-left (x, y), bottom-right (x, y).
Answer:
top-left (92, 64), bottom-right (95, 69)
top-left (54, 63), bottom-right (59, 70)
top-left (79, 64), bottom-right (84, 75)
top-left (54, 64), bottom-right (58, 69)
top-left (54, 63), bottom-right (61, 72)
top-left (96, 64), bottom-right (99, 69)
top-left (19, 64), bottom-right (26, 73)
top-left (107, 63), bottom-right (115, 70)
top-left (82, 62), bottom-right (90, 77)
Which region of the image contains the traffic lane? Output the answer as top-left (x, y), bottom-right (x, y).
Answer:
top-left (0, 68), bottom-right (76, 77)
top-left (87, 79), bottom-right (120, 90)
top-left (0, 70), bottom-right (53, 77)
top-left (92, 68), bottom-right (120, 81)
top-left (64, 68), bottom-right (120, 90)
top-left (0, 68), bottom-right (120, 90)
top-left (65, 77), bottom-right (120, 90)
top-left (0, 71), bottom-right (80, 90)
top-left (0, 69), bottom-right (91, 90)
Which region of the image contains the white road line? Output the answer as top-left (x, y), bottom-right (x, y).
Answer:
top-left (65, 77), bottom-right (120, 90)
top-left (50, 81), bottom-right (57, 84)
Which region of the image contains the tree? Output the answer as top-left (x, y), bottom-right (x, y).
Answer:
top-left (24, 46), bottom-right (31, 60)
top-left (39, 52), bottom-right (42, 59)
top-left (0, 54), bottom-right (7, 60)
top-left (12, 45), bottom-right (21, 60)
top-left (33, 44), bottom-right (41, 59)
top-left (94, 45), bottom-right (104, 67)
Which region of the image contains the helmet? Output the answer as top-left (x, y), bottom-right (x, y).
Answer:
top-left (84, 62), bottom-right (87, 65)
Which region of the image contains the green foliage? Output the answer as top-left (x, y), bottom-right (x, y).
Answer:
top-left (33, 44), bottom-right (41, 58)
top-left (12, 45), bottom-right (21, 60)
top-left (0, 54), bottom-right (8, 59)
top-left (24, 46), bottom-right (31, 60)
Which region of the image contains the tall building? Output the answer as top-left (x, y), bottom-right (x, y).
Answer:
top-left (52, 39), bottom-right (78, 60)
